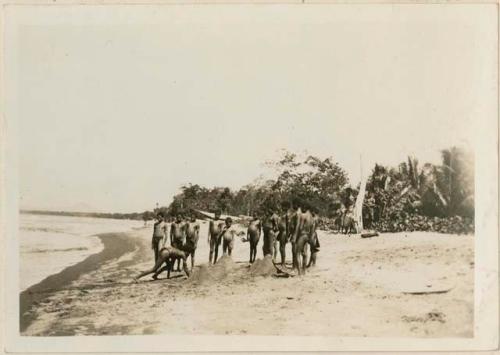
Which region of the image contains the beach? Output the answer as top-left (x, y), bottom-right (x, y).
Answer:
top-left (20, 220), bottom-right (474, 337)
top-left (20, 214), bottom-right (142, 291)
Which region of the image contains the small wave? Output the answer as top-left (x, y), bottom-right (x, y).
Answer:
top-left (26, 247), bottom-right (89, 254)
top-left (21, 227), bottom-right (68, 234)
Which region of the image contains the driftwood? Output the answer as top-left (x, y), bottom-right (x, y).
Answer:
top-left (401, 286), bottom-right (454, 295)
top-left (273, 263), bottom-right (296, 277)
top-left (361, 231), bottom-right (379, 238)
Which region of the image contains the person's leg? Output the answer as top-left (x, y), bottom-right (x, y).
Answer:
top-left (273, 234), bottom-right (278, 262)
top-left (263, 231), bottom-right (271, 257)
top-left (182, 258), bottom-right (191, 278)
top-left (209, 237), bottom-right (215, 264)
top-left (152, 262), bottom-right (169, 280)
top-left (174, 243), bottom-right (182, 271)
top-left (300, 238), bottom-right (308, 275)
top-left (135, 255), bottom-right (165, 280)
top-left (295, 235), bottom-right (307, 275)
top-left (167, 259), bottom-right (172, 279)
top-left (307, 233), bottom-right (318, 268)
top-left (214, 237), bottom-right (221, 263)
top-left (222, 239), bottom-right (227, 255)
top-left (153, 241), bottom-right (159, 262)
top-left (291, 242), bottom-right (297, 270)
top-left (228, 239), bottom-right (233, 256)
top-left (307, 243), bottom-right (316, 268)
top-left (279, 233), bottom-right (286, 266)
top-left (293, 239), bottom-right (299, 273)
top-left (190, 249), bottom-right (196, 270)
top-left (249, 242), bottom-right (253, 263)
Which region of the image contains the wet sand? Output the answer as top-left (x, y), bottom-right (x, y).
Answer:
top-left (20, 222), bottom-right (474, 337)
top-left (20, 231), bottom-right (142, 333)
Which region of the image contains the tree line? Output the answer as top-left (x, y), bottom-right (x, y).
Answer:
top-left (149, 146), bottom-right (474, 234)
top-left (27, 146), bottom-right (473, 234)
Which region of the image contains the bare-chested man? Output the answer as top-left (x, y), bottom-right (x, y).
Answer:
top-left (307, 212), bottom-right (321, 268)
top-left (218, 217), bottom-right (238, 257)
top-left (287, 204), bottom-right (301, 270)
top-left (169, 215), bottom-right (186, 271)
top-left (134, 245), bottom-right (190, 281)
top-left (262, 211), bottom-right (279, 259)
top-left (208, 211), bottom-right (224, 264)
top-left (275, 203), bottom-right (294, 266)
top-left (292, 200), bottom-right (318, 275)
top-left (183, 216), bottom-right (200, 269)
top-left (247, 214), bottom-right (261, 263)
top-left (151, 215), bottom-right (167, 262)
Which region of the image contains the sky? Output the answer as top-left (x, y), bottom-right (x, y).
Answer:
top-left (9, 5), bottom-right (495, 213)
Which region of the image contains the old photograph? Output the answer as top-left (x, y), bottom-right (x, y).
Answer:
top-left (2, 2), bottom-right (498, 352)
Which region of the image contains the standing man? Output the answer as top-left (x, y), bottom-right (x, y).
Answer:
top-left (307, 210), bottom-right (320, 268)
top-left (288, 200), bottom-right (302, 270)
top-left (247, 213), bottom-right (262, 263)
top-left (220, 217), bottom-right (237, 257)
top-left (169, 215), bottom-right (186, 271)
top-left (276, 202), bottom-right (292, 266)
top-left (151, 214), bottom-right (167, 262)
top-left (262, 211), bottom-right (279, 260)
top-left (292, 200), bottom-right (318, 275)
top-left (184, 216), bottom-right (200, 269)
top-left (208, 211), bottom-right (224, 264)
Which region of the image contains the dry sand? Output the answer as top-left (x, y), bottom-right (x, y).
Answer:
top-left (21, 221), bottom-right (474, 337)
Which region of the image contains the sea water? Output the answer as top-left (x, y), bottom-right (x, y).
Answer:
top-left (20, 213), bottom-right (142, 291)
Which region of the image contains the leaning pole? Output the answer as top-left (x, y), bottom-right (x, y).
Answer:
top-left (353, 154), bottom-right (368, 233)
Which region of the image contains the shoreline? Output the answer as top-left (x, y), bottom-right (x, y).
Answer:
top-left (19, 231), bottom-right (140, 333)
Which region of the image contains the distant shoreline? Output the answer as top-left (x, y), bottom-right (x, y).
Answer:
top-left (21, 209), bottom-right (143, 221)
top-left (19, 232), bottom-right (139, 334)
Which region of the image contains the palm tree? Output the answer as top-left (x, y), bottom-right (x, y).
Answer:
top-left (433, 147), bottom-right (474, 217)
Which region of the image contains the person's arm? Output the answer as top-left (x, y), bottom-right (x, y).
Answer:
top-left (170, 224), bottom-right (174, 246)
top-left (194, 224), bottom-right (200, 245)
top-left (218, 224), bottom-right (229, 239)
top-left (273, 217), bottom-right (279, 232)
top-left (151, 221), bottom-right (158, 250)
top-left (309, 217), bottom-right (317, 239)
top-left (162, 223), bottom-right (168, 247)
top-left (292, 215), bottom-right (302, 244)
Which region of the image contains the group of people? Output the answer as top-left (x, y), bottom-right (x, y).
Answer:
top-left (135, 198), bottom-right (321, 281)
top-left (245, 199), bottom-right (320, 275)
top-left (135, 212), bottom-right (241, 281)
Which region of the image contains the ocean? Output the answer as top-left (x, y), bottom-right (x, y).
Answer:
top-left (20, 213), bottom-right (142, 291)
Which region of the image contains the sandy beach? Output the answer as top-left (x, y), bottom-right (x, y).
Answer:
top-left (20, 222), bottom-right (474, 337)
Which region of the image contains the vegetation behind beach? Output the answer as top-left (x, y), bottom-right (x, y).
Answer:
top-left (24, 146), bottom-right (474, 235)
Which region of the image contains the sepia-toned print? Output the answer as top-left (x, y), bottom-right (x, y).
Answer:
top-left (2, 3), bottom-right (498, 352)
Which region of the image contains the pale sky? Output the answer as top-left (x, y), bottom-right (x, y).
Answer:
top-left (8, 5), bottom-right (495, 213)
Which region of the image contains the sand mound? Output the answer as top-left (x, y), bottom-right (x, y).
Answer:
top-left (189, 255), bottom-right (237, 284)
top-left (249, 255), bottom-right (276, 277)
top-left (188, 264), bottom-right (213, 284)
